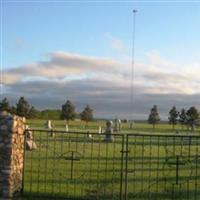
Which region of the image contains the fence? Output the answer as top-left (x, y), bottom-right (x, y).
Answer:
top-left (125, 134), bottom-right (200, 200)
top-left (22, 130), bottom-right (200, 200)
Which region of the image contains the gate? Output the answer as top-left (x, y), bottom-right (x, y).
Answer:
top-left (23, 130), bottom-right (124, 199)
top-left (125, 134), bottom-right (200, 200)
top-left (22, 130), bottom-right (200, 199)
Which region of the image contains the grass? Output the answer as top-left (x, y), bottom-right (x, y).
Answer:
top-left (21, 120), bottom-right (200, 200)
top-left (27, 119), bottom-right (200, 134)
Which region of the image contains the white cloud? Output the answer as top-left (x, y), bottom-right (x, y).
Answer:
top-left (139, 51), bottom-right (200, 95)
top-left (2, 51), bottom-right (200, 95)
top-left (2, 52), bottom-right (126, 85)
top-left (2, 50), bottom-right (200, 118)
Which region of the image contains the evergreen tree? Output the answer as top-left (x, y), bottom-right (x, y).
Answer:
top-left (168, 106), bottom-right (179, 130)
top-left (80, 105), bottom-right (93, 126)
top-left (179, 108), bottom-right (187, 129)
top-left (16, 97), bottom-right (31, 118)
top-left (148, 105), bottom-right (160, 129)
top-left (60, 100), bottom-right (76, 124)
top-left (0, 97), bottom-right (10, 112)
top-left (186, 106), bottom-right (200, 131)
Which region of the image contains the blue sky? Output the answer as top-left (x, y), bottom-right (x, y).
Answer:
top-left (1, 1), bottom-right (200, 119)
top-left (3, 1), bottom-right (200, 67)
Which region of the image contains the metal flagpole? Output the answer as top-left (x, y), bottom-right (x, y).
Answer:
top-left (130, 9), bottom-right (137, 129)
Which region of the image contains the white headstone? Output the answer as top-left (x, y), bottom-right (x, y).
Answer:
top-left (114, 118), bottom-right (121, 132)
top-left (98, 126), bottom-right (102, 134)
top-left (65, 124), bottom-right (69, 132)
top-left (45, 120), bottom-right (52, 129)
top-left (118, 119), bottom-right (121, 131)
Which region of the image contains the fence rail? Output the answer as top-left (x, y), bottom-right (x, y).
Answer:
top-left (22, 130), bottom-right (200, 200)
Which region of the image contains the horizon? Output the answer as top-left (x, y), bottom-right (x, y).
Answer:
top-left (1, 1), bottom-right (200, 120)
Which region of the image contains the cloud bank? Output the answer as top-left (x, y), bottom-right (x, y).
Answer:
top-left (1, 51), bottom-right (200, 119)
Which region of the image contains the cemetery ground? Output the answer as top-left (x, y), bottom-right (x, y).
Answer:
top-left (21, 119), bottom-right (200, 199)
top-left (26, 119), bottom-right (200, 135)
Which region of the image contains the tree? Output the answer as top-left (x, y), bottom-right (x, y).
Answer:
top-left (179, 108), bottom-right (187, 129)
top-left (168, 106), bottom-right (179, 130)
top-left (148, 105), bottom-right (160, 129)
top-left (80, 105), bottom-right (93, 126)
top-left (186, 106), bottom-right (200, 131)
top-left (16, 97), bottom-right (31, 118)
top-left (0, 97), bottom-right (10, 112)
top-left (60, 100), bottom-right (76, 124)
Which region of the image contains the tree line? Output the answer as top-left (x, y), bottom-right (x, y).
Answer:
top-left (148, 105), bottom-right (200, 131)
top-left (60, 100), bottom-right (93, 125)
top-left (0, 97), bottom-right (93, 124)
top-left (1, 97), bottom-right (199, 130)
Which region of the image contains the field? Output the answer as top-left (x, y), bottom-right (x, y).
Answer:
top-left (21, 120), bottom-right (200, 200)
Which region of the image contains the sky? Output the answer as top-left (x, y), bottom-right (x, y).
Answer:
top-left (1, 0), bottom-right (200, 120)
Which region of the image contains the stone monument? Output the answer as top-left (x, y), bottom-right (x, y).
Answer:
top-left (104, 120), bottom-right (114, 142)
top-left (25, 125), bottom-right (37, 150)
top-left (45, 120), bottom-right (55, 137)
top-left (98, 126), bottom-right (102, 134)
top-left (114, 117), bottom-right (121, 132)
top-left (45, 120), bottom-right (52, 129)
top-left (65, 124), bottom-right (69, 132)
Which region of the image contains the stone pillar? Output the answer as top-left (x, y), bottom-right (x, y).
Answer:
top-left (0, 112), bottom-right (26, 199)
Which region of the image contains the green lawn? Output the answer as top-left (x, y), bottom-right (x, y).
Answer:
top-left (26, 119), bottom-right (200, 135)
top-left (21, 120), bottom-right (200, 200)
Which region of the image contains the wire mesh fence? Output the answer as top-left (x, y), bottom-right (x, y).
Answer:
top-left (23, 130), bottom-right (124, 200)
top-left (125, 134), bottom-right (200, 200)
top-left (22, 130), bottom-right (200, 200)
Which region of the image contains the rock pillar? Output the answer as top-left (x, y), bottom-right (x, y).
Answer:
top-left (0, 112), bottom-right (26, 198)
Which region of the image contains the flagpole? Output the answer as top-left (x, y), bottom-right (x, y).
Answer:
top-left (130, 9), bottom-right (137, 129)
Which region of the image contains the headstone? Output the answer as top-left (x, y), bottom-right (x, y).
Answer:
top-left (45, 120), bottom-right (52, 129)
top-left (87, 131), bottom-right (93, 139)
top-left (114, 118), bottom-right (121, 132)
top-left (118, 119), bottom-right (121, 131)
top-left (65, 124), bottom-right (69, 132)
top-left (26, 140), bottom-right (37, 150)
top-left (44, 120), bottom-right (55, 137)
top-left (98, 126), bottom-right (102, 134)
top-left (104, 120), bottom-right (114, 142)
top-left (25, 126), bottom-right (37, 150)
